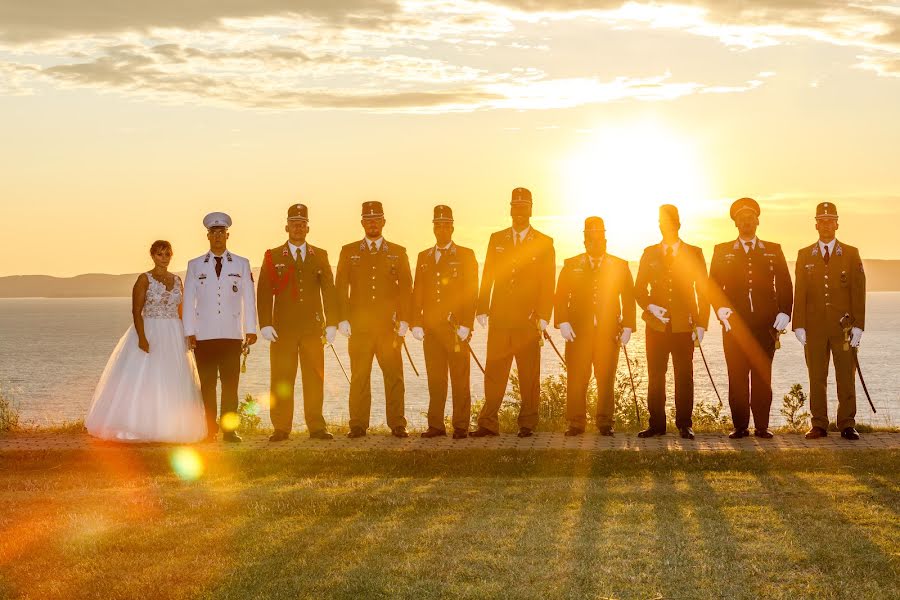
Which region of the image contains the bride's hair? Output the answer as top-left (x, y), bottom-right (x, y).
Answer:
top-left (150, 240), bottom-right (172, 255)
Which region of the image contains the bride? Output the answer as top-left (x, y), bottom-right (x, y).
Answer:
top-left (86, 240), bottom-right (207, 442)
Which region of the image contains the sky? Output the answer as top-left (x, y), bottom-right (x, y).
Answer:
top-left (1, 0), bottom-right (899, 276)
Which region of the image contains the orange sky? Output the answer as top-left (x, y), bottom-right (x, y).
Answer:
top-left (1, 1), bottom-right (898, 275)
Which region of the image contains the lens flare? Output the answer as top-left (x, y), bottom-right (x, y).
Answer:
top-left (169, 447), bottom-right (204, 481)
top-left (220, 411), bottom-right (240, 432)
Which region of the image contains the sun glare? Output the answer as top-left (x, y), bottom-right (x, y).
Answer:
top-left (558, 122), bottom-right (710, 256)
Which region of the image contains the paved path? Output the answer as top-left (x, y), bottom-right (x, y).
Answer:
top-left (1, 431), bottom-right (898, 452)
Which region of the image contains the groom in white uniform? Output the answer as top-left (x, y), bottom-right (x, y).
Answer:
top-left (183, 212), bottom-right (258, 442)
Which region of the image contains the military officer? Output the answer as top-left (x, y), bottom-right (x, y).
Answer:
top-left (708, 198), bottom-right (793, 439)
top-left (634, 204), bottom-right (709, 440)
top-left (411, 205), bottom-right (479, 439)
top-left (471, 187), bottom-right (556, 438)
top-left (554, 217), bottom-right (636, 436)
top-left (257, 204), bottom-right (338, 442)
top-left (183, 212), bottom-right (258, 443)
top-left (335, 201), bottom-right (413, 438)
top-left (793, 202), bottom-right (866, 440)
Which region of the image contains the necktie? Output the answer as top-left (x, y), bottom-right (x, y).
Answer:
top-left (369, 241), bottom-right (377, 254)
top-left (214, 256), bottom-right (223, 278)
top-left (823, 245), bottom-right (831, 265)
top-left (745, 242), bottom-right (753, 254)
top-left (664, 246), bottom-right (674, 267)
top-left (297, 247), bottom-right (304, 263)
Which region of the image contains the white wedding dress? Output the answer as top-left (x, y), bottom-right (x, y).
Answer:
top-left (86, 273), bottom-right (207, 442)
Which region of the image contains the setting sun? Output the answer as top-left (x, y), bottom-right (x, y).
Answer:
top-left (558, 121), bottom-right (711, 255)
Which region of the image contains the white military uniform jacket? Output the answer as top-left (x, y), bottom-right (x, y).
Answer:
top-left (183, 250), bottom-right (258, 341)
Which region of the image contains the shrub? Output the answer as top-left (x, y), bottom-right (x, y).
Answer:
top-left (237, 394), bottom-right (263, 435)
top-left (0, 386), bottom-right (20, 433)
top-left (780, 384), bottom-right (810, 431)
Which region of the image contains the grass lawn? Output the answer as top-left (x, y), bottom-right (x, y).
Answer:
top-left (0, 448), bottom-right (898, 599)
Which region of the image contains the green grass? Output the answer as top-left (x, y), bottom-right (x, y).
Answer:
top-left (0, 448), bottom-right (897, 599)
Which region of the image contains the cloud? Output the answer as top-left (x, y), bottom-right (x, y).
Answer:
top-left (856, 54), bottom-right (900, 77)
top-left (0, 6), bottom-right (767, 113)
top-left (8, 39), bottom-right (758, 111)
top-left (0, 0), bottom-right (401, 43)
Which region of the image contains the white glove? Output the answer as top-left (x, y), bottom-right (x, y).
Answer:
top-left (397, 321), bottom-right (409, 337)
top-left (338, 321), bottom-right (351, 337)
top-left (693, 327), bottom-right (705, 344)
top-left (539, 319), bottom-right (548, 332)
top-left (850, 327), bottom-right (863, 348)
top-left (648, 304), bottom-right (670, 324)
top-left (325, 326), bottom-right (336, 345)
top-left (457, 326), bottom-right (470, 341)
top-left (717, 307), bottom-right (733, 333)
top-left (260, 326), bottom-right (278, 342)
top-left (476, 314), bottom-right (488, 328)
top-left (619, 327), bottom-right (632, 346)
top-left (794, 328), bottom-right (806, 346)
top-left (773, 312), bottom-right (790, 331)
top-left (411, 326), bottom-right (425, 341)
top-left (559, 322), bottom-right (576, 343)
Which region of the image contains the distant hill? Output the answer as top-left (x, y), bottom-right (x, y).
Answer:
top-left (1, 261), bottom-right (898, 298)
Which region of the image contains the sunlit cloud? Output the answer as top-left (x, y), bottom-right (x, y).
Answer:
top-left (0, 1), bottom-right (896, 112)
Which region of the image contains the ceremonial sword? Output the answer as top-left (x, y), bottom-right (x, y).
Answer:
top-left (393, 316), bottom-right (421, 377)
top-left (841, 314), bottom-right (877, 413)
top-left (531, 311), bottom-right (566, 367)
top-left (448, 313), bottom-right (485, 374)
top-left (320, 326), bottom-right (350, 384)
top-left (689, 315), bottom-right (723, 405)
top-left (616, 322), bottom-right (642, 428)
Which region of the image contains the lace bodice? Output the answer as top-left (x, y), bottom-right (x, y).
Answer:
top-left (143, 272), bottom-right (182, 319)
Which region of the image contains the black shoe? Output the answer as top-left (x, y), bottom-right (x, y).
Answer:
top-left (420, 427), bottom-right (447, 438)
top-left (754, 429), bottom-right (774, 439)
top-left (469, 427), bottom-right (498, 437)
top-left (223, 431), bottom-right (242, 443)
top-left (805, 426), bottom-right (827, 439)
top-left (269, 430), bottom-right (290, 442)
top-left (564, 427), bottom-right (584, 437)
top-left (392, 427), bottom-right (409, 438)
top-left (452, 428), bottom-right (468, 439)
top-left (637, 428), bottom-right (665, 438)
top-left (679, 427), bottom-right (695, 440)
top-left (841, 427), bottom-right (860, 441)
top-left (309, 430), bottom-right (334, 440)
top-left (728, 428), bottom-right (750, 439)
top-left (347, 427), bottom-right (367, 439)
top-left (517, 427), bottom-right (533, 438)
top-left (598, 426), bottom-right (614, 437)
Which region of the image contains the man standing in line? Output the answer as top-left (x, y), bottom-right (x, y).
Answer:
top-left (793, 202), bottom-right (866, 440)
top-left (471, 187), bottom-right (556, 438)
top-left (634, 204), bottom-right (709, 440)
top-left (257, 203), bottom-right (338, 442)
top-left (554, 217), bottom-right (636, 436)
top-left (183, 212), bottom-right (257, 443)
top-left (411, 205), bottom-right (479, 439)
top-left (708, 198), bottom-right (792, 439)
top-left (335, 201), bottom-right (413, 438)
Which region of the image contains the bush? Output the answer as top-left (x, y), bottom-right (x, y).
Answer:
top-left (0, 386), bottom-right (20, 433)
top-left (780, 384), bottom-right (810, 431)
top-left (237, 394), bottom-right (263, 435)
top-left (472, 353), bottom-right (651, 433)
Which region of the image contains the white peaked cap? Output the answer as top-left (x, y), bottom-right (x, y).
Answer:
top-left (203, 212), bottom-right (232, 229)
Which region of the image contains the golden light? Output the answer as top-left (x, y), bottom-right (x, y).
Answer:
top-left (558, 121), bottom-right (711, 257)
top-left (169, 447), bottom-right (205, 481)
top-left (220, 411), bottom-right (241, 432)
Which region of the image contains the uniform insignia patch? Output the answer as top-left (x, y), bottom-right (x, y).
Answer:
top-left (858, 263), bottom-right (865, 273)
